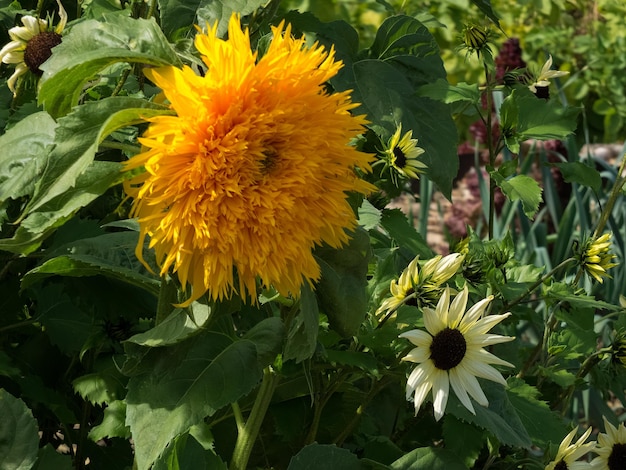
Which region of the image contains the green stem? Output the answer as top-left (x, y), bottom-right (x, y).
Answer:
top-left (0, 317), bottom-right (39, 333)
top-left (230, 368), bottom-right (278, 470)
top-left (155, 276), bottom-right (178, 325)
top-left (503, 257), bottom-right (576, 311)
top-left (111, 68), bottom-right (131, 97)
top-left (592, 153), bottom-right (626, 238)
top-left (483, 62), bottom-right (495, 240)
top-left (555, 349), bottom-right (608, 415)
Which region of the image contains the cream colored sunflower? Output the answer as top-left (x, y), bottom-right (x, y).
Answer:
top-left (0, 0), bottom-right (66, 94)
top-left (545, 426), bottom-right (595, 470)
top-left (399, 285), bottom-right (514, 421)
top-left (591, 416), bottom-right (626, 470)
top-left (528, 55), bottom-right (569, 95)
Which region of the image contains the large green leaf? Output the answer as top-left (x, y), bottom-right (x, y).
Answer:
top-left (22, 230), bottom-right (160, 295)
top-left (287, 444), bottom-right (361, 470)
top-left (0, 389), bottom-right (39, 470)
top-left (88, 400), bottom-right (131, 441)
top-left (27, 97), bottom-right (171, 215)
top-left (159, 0), bottom-right (266, 39)
top-left (0, 161), bottom-right (122, 255)
top-left (39, 15), bottom-right (181, 117)
top-left (32, 445), bottom-right (73, 470)
top-left (491, 173), bottom-right (543, 219)
top-left (126, 304), bottom-right (210, 347)
top-left (553, 161), bottom-right (601, 193)
top-left (506, 378), bottom-right (567, 447)
top-left (153, 433), bottom-right (227, 470)
top-left (0, 112), bottom-right (56, 204)
top-left (125, 330), bottom-right (263, 470)
top-left (446, 380), bottom-right (532, 449)
top-left (500, 90), bottom-right (580, 153)
top-left (314, 228), bottom-right (370, 338)
top-left (390, 447), bottom-right (467, 470)
top-left (442, 416), bottom-right (485, 468)
top-left (379, 209), bottom-right (433, 258)
top-left (35, 284), bottom-right (98, 355)
top-left (284, 283), bottom-right (319, 363)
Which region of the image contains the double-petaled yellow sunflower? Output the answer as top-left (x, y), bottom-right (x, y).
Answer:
top-left (124, 14), bottom-right (374, 306)
top-left (545, 426), bottom-right (595, 470)
top-left (0, 0), bottom-right (66, 94)
top-left (399, 285), bottom-right (514, 421)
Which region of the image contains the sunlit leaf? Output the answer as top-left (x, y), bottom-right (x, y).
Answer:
top-left (553, 161), bottom-right (601, 193)
top-left (491, 173), bottom-right (543, 219)
top-left (39, 15), bottom-right (181, 117)
top-left (89, 400), bottom-right (131, 441)
top-left (417, 79), bottom-right (480, 104)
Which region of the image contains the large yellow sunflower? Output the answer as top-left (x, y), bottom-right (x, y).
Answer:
top-left (399, 285), bottom-right (514, 421)
top-left (124, 14), bottom-right (374, 306)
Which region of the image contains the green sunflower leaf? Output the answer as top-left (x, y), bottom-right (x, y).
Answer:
top-left (552, 161), bottom-right (602, 193)
top-left (159, 0), bottom-right (267, 39)
top-left (153, 432), bottom-right (227, 470)
top-left (442, 416), bottom-right (485, 468)
top-left (284, 283), bottom-right (319, 363)
top-left (287, 444), bottom-right (361, 470)
top-left (390, 446), bottom-right (467, 470)
top-left (416, 79), bottom-right (481, 104)
top-left (27, 97), bottom-right (171, 215)
top-left (0, 389), bottom-right (39, 470)
top-left (314, 228), bottom-right (370, 338)
top-left (0, 112), bottom-right (57, 205)
top-left (491, 173), bottom-right (543, 219)
top-left (446, 380), bottom-right (532, 449)
top-left (21, 230), bottom-right (160, 295)
top-left (0, 161), bottom-right (122, 255)
top-left (506, 378), bottom-right (567, 447)
top-left (39, 15), bottom-right (181, 117)
top-left (88, 400), bottom-right (131, 441)
top-left (125, 330), bottom-right (262, 470)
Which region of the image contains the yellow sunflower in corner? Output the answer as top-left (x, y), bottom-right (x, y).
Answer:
top-left (124, 14), bottom-right (375, 306)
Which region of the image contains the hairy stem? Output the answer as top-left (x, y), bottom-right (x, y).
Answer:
top-left (230, 368), bottom-right (279, 470)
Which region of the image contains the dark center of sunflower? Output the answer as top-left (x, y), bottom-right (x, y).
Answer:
top-left (533, 85), bottom-right (550, 100)
top-left (260, 149), bottom-right (278, 174)
top-left (393, 146), bottom-right (407, 169)
top-left (554, 460), bottom-right (568, 470)
top-left (23, 31), bottom-right (62, 75)
top-left (608, 443), bottom-right (626, 470)
top-left (430, 327), bottom-right (467, 370)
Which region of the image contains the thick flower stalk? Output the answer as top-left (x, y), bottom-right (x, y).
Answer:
top-left (399, 285), bottom-right (514, 421)
top-left (591, 417), bottom-right (626, 470)
top-left (124, 15), bottom-right (374, 306)
top-left (377, 253), bottom-right (464, 316)
top-left (545, 426), bottom-right (595, 470)
top-left (0, 0), bottom-right (66, 94)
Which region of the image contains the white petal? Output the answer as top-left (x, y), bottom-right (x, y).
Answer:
top-left (435, 287), bottom-right (451, 324)
top-left (467, 313), bottom-right (511, 335)
top-left (460, 296), bottom-right (493, 330)
top-left (6, 62), bottom-right (27, 94)
top-left (448, 285), bottom-right (468, 328)
top-left (423, 307), bottom-right (445, 335)
top-left (449, 367), bottom-right (476, 415)
top-left (402, 346), bottom-right (430, 364)
top-left (399, 329), bottom-right (432, 348)
top-left (406, 362), bottom-right (430, 396)
top-left (55, 0), bottom-right (68, 33)
top-left (471, 333), bottom-right (515, 347)
top-left (431, 369), bottom-right (450, 421)
top-left (454, 364), bottom-right (489, 407)
top-left (0, 40), bottom-right (24, 61)
top-left (412, 380), bottom-right (432, 415)
top-left (463, 354), bottom-right (509, 385)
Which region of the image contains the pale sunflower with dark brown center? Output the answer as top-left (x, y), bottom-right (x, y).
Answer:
top-left (591, 417), bottom-right (626, 470)
top-left (399, 285), bottom-right (514, 421)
